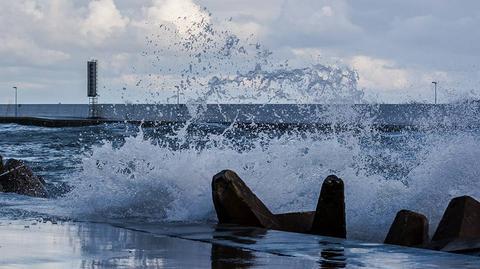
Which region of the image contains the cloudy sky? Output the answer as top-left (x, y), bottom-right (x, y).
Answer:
top-left (1, 0), bottom-right (479, 104)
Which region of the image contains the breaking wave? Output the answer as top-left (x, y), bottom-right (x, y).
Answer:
top-left (56, 123), bottom-right (480, 242)
top-left (59, 12), bottom-right (480, 242)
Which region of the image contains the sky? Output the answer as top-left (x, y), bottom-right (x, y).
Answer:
top-left (1, 0), bottom-right (479, 104)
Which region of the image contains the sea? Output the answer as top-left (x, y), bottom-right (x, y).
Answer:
top-left (1, 116), bottom-right (480, 268)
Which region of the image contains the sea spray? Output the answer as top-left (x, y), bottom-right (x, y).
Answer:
top-left (59, 124), bottom-right (480, 242)
top-left (139, 10), bottom-right (362, 105)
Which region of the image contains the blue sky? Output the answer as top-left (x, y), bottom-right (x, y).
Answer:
top-left (1, 0), bottom-right (479, 104)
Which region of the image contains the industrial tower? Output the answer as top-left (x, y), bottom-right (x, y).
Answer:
top-left (87, 60), bottom-right (98, 118)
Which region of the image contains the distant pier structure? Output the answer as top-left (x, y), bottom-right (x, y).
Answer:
top-left (87, 60), bottom-right (99, 118)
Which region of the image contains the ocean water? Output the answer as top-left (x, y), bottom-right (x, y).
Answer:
top-left (1, 118), bottom-right (479, 243)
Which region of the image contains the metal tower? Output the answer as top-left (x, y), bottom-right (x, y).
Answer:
top-left (87, 60), bottom-right (98, 118)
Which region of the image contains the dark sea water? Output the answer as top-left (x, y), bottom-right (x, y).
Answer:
top-left (1, 121), bottom-right (480, 240)
top-left (1, 120), bottom-right (480, 268)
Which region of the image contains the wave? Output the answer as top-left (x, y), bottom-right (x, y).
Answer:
top-left (56, 121), bottom-right (480, 242)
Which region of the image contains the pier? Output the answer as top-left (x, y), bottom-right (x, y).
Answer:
top-left (0, 103), bottom-right (479, 129)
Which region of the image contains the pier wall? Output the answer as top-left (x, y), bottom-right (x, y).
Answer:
top-left (0, 103), bottom-right (479, 126)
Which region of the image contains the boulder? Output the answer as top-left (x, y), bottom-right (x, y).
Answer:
top-left (0, 159), bottom-right (48, 198)
top-left (275, 211), bottom-right (315, 233)
top-left (384, 210), bottom-right (429, 247)
top-left (310, 175), bottom-right (346, 238)
top-left (430, 196), bottom-right (480, 250)
top-left (212, 170), bottom-right (281, 229)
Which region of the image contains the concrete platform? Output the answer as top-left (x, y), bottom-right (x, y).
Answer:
top-left (0, 220), bottom-right (312, 269)
top-left (1, 220), bottom-right (480, 269)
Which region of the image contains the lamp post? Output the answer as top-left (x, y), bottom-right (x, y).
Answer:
top-left (432, 81), bottom-right (438, 105)
top-left (13, 86), bottom-right (18, 117)
top-left (176, 86), bottom-right (180, 105)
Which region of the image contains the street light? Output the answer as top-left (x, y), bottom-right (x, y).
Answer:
top-left (175, 86), bottom-right (180, 105)
top-left (432, 81), bottom-right (438, 105)
top-left (13, 86), bottom-right (17, 117)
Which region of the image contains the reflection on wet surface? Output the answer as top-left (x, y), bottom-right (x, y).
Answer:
top-left (0, 220), bottom-right (312, 269)
top-left (1, 220), bottom-right (480, 268)
top-left (118, 222), bottom-right (480, 269)
top-left (211, 244), bottom-right (255, 269)
top-left (320, 247), bottom-right (346, 268)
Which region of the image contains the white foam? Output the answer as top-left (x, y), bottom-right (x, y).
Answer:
top-left (52, 124), bottom-right (477, 241)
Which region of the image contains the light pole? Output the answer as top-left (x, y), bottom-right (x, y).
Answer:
top-left (13, 86), bottom-right (17, 117)
top-left (432, 81), bottom-right (438, 105)
top-left (176, 86), bottom-right (180, 105)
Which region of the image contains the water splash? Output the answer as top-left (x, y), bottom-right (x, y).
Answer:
top-left (140, 12), bottom-right (362, 105)
top-left (54, 123), bottom-right (480, 242)
top-left (58, 11), bottom-right (480, 242)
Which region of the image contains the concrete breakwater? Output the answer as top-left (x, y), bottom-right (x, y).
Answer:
top-left (211, 169), bottom-right (480, 255)
top-left (0, 103), bottom-right (480, 128)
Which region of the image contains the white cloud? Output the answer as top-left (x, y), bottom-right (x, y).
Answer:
top-left (291, 47), bottom-right (343, 66)
top-left (350, 56), bottom-right (409, 91)
top-left (275, 0), bottom-right (362, 38)
top-left (321, 6), bottom-right (334, 17)
top-left (0, 36), bottom-right (70, 66)
top-left (147, 0), bottom-right (209, 35)
top-left (109, 53), bottom-right (132, 72)
top-left (21, 0), bottom-right (44, 20)
top-left (82, 0), bottom-right (130, 44)
top-left (223, 21), bottom-right (263, 39)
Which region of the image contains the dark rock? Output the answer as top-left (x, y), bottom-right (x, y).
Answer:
top-left (275, 211), bottom-right (315, 233)
top-left (384, 210), bottom-right (429, 247)
top-left (430, 196), bottom-right (480, 250)
top-left (0, 159), bottom-right (48, 198)
top-left (310, 175), bottom-right (346, 238)
top-left (212, 170), bottom-right (281, 229)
